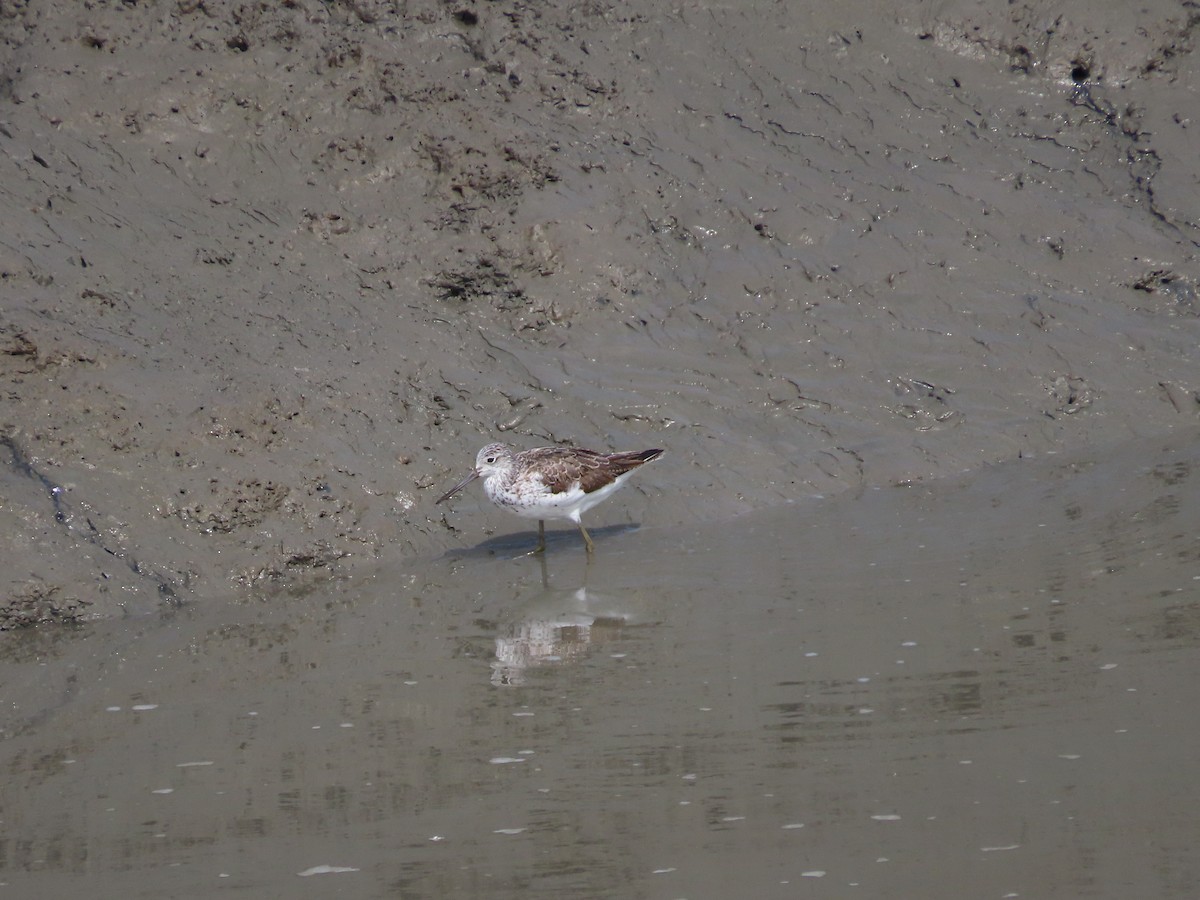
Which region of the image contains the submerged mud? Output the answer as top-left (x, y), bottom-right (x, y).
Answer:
top-left (1, 431), bottom-right (1197, 896)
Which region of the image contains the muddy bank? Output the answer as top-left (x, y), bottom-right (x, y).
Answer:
top-left (1, 0), bottom-right (1198, 622)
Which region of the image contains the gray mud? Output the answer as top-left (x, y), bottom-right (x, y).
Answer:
top-left (1, 0), bottom-right (1199, 895)
top-left (2, 0), bottom-right (1198, 612)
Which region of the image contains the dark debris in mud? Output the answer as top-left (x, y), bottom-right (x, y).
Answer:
top-left (0, 583), bottom-right (92, 631)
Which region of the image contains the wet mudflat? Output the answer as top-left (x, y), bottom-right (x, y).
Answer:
top-left (2, 431), bottom-right (1198, 899)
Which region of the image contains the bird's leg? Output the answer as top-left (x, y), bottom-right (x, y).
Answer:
top-left (578, 521), bottom-right (595, 554)
top-left (535, 520), bottom-right (546, 554)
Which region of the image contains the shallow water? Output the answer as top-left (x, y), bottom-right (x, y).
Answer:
top-left (2, 433), bottom-right (1198, 899)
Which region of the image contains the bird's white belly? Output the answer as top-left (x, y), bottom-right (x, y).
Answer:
top-left (486, 471), bottom-right (634, 522)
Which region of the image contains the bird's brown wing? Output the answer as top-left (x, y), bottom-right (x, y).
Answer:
top-left (526, 447), bottom-right (663, 495)
top-left (520, 448), bottom-right (604, 494)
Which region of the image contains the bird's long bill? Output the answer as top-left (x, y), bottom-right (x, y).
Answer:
top-left (435, 469), bottom-right (479, 505)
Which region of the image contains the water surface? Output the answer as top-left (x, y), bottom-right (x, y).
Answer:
top-left (2, 433), bottom-right (1198, 898)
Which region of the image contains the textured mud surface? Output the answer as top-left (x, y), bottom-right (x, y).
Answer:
top-left (2, 0), bottom-right (1198, 622)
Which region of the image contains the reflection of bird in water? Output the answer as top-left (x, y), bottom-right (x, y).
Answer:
top-left (491, 588), bottom-right (629, 686)
top-left (436, 443), bottom-right (664, 554)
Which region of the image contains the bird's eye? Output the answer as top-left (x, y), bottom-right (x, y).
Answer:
top-left (486, 455), bottom-right (496, 463)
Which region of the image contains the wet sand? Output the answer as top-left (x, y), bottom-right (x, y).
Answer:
top-left (2, 433), bottom-right (1198, 897)
top-left (2, 0), bottom-right (1199, 895)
